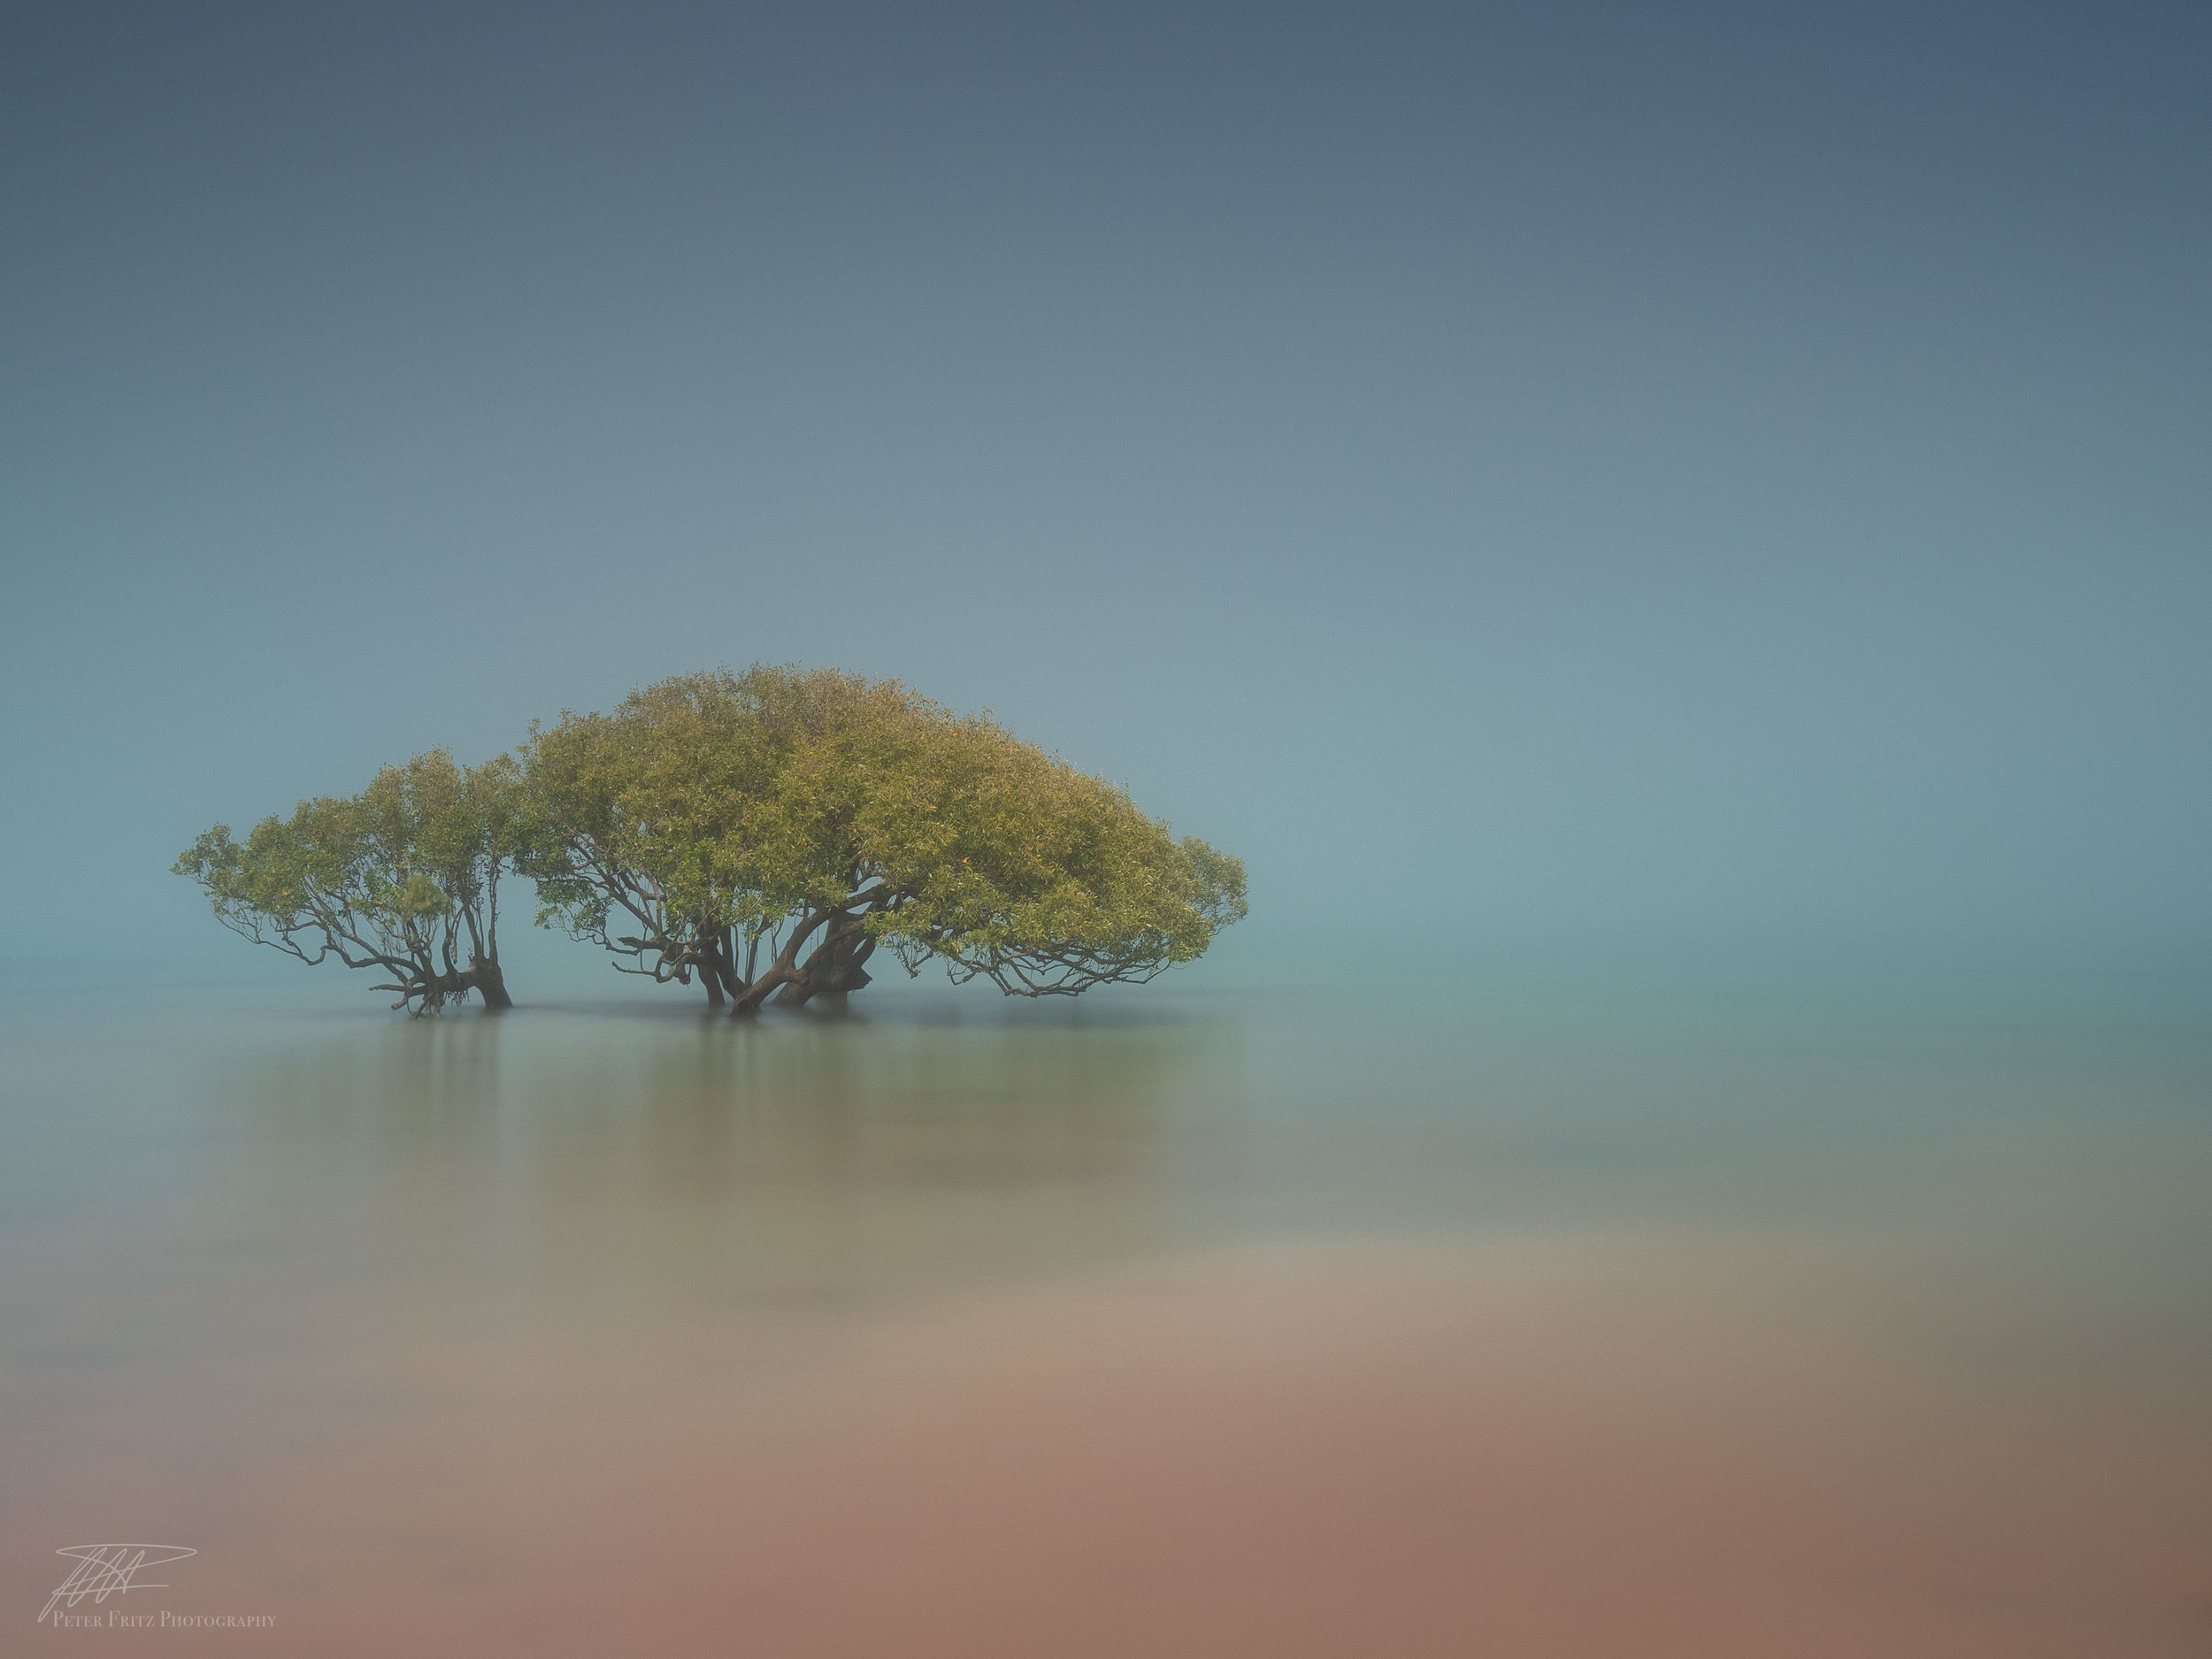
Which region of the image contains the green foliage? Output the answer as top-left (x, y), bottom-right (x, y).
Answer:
top-left (521, 664), bottom-right (1247, 1003)
top-left (174, 749), bottom-right (522, 1014)
top-left (516, 670), bottom-right (793, 987)
top-left (178, 666), bottom-right (1245, 1015)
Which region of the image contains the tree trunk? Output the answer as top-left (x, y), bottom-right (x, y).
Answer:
top-left (695, 925), bottom-right (733, 1007)
top-left (732, 969), bottom-right (786, 1015)
top-left (802, 920), bottom-right (875, 995)
top-left (472, 956), bottom-right (513, 1010)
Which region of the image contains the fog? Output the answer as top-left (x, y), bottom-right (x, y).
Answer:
top-left (4, 1), bottom-right (2208, 976)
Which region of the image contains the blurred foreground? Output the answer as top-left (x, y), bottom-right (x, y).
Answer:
top-left (3, 941), bottom-right (2208, 1654)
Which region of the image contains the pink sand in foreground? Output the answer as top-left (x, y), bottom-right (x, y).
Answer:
top-left (17, 1233), bottom-right (2212, 1655)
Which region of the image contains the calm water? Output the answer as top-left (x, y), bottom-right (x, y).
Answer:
top-left (4, 941), bottom-right (2209, 1654)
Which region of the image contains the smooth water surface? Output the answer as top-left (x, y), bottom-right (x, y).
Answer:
top-left (4, 943), bottom-right (2209, 1655)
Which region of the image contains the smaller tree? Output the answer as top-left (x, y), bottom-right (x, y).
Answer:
top-left (174, 750), bottom-right (522, 1015)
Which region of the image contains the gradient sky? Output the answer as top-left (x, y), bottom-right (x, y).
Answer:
top-left (4, 1), bottom-right (2207, 972)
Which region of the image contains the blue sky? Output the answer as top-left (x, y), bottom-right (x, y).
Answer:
top-left (4, 1), bottom-right (2207, 970)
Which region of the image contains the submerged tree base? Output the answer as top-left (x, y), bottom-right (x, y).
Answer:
top-left (373, 956), bottom-right (511, 1016)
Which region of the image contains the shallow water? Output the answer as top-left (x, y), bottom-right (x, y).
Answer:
top-left (4, 942), bottom-right (2209, 1654)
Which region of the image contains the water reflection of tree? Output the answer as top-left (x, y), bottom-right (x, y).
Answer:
top-left (220, 1003), bottom-right (1248, 1309)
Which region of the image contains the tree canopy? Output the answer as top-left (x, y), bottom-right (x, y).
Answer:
top-left (520, 665), bottom-right (1246, 1010)
top-left (173, 749), bottom-right (521, 1014)
top-left (177, 665), bottom-right (1244, 1014)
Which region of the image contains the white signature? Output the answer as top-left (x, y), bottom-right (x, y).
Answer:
top-left (39, 1545), bottom-right (196, 1624)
